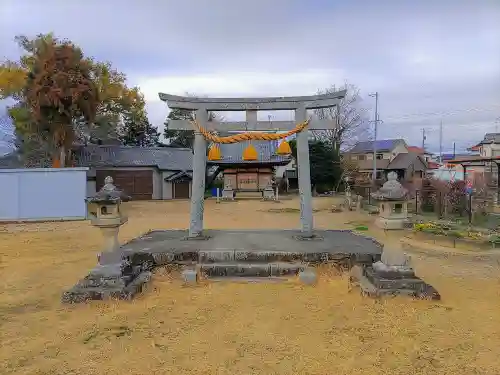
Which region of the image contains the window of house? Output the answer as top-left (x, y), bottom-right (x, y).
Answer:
top-left (367, 154), bottom-right (373, 160)
top-left (375, 171), bottom-right (383, 179)
top-left (376, 153), bottom-right (383, 160)
top-left (358, 154), bottom-right (366, 161)
top-left (394, 203), bottom-right (403, 214)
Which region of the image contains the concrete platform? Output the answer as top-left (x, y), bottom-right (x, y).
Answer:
top-left (62, 229), bottom-right (383, 303)
top-left (120, 229), bottom-right (383, 261)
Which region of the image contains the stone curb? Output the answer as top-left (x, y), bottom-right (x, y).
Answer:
top-left (400, 237), bottom-right (500, 258)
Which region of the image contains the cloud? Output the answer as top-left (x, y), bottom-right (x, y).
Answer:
top-left (1, 0), bottom-right (499, 151)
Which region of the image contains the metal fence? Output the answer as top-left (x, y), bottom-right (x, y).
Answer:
top-left (412, 189), bottom-right (473, 222)
top-left (352, 183), bottom-right (492, 225)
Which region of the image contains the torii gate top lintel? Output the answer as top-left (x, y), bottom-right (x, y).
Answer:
top-left (158, 90), bottom-right (347, 111)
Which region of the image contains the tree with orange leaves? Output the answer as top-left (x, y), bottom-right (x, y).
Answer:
top-left (0, 33), bottom-right (154, 167)
top-left (24, 40), bottom-right (98, 167)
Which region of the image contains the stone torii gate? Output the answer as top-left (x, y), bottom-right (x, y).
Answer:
top-left (159, 91), bottom-right (346, 238)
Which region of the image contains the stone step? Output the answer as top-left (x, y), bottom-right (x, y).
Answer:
top-left (209, 276), bottom-right (292, 283)
top-left (193, 250), bottom-right (370, 264)
top-left (182, 265), bottom-right (317, 285)
top-left (196, 262), bottom-right (306, 277)
top-left (234, 192), bottom-right (264, 199)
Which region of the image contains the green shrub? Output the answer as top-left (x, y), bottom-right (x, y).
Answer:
top-left (447, 230), bottom-right (464, 238)
top-left (488, 235), bottom-right (500, 245)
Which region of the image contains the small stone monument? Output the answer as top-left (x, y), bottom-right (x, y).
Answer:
top-left (263, 182), bottom-right (276, 201)
top-left (343, 177), bottom-right (354, 210)
top-left (86, 176), bottom-right (130, 263)
top-left (371, 172), bottom-right (409, 230)
top-left (222, 182), bottom-right (235, 201)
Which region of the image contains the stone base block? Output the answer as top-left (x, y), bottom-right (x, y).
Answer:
top-left (350, 266), bottom-right (440, 300)
top-left (375, 217), bottom-right (409, 230)
top-left (262, 188), bottom-right (275, 201)
top-left (62, 229), bottom-right (384, 303)
top-left (298, 269), bottom-right (317, 285)
top-left (62, 271), bottom-right (152, 303)
top-left (198, 262), bottom-right (306, 278)
top-left (182, 269), bottom-right (198, 284)
top-left (222, 189), bottom-right (235, 201)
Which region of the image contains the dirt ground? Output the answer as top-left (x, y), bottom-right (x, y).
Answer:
top-left (1, 197), bottom-right (500, 375)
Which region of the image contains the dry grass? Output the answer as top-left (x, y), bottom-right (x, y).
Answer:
top-left (1, 197), bottom-right (500, 375)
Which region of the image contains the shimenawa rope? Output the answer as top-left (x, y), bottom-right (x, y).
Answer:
top-left (190, 118), bottom-right (310, 144)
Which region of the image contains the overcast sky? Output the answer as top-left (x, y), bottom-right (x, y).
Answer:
top-left (1, 0), bottom-right (499, 153)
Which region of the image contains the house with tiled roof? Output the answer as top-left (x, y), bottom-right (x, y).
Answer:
top-left (407, 146), bottom-right (434, 163)
top-left (345, 139), bottom-right (428, 183)
top-left (468, 133), bottom-right (500, 158)
top-left (0, 143), bottom-right (206, 200)
top-left (72, 144), bottom-right (196, 200)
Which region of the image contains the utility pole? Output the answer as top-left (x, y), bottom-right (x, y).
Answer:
top-left (421, 128), bottom-right (426, 150)
top-left (369, 92), bottom-right (379, 183)
top-left (439, 120), bottom-right (443, 163)
top-left (453, 142), bottom-right (456, 159)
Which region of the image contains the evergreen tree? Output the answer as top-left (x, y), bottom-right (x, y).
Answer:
top-left (163, 108), bottom-right (195, 148)
top-left (289, 138), bottom-right (342, 193)
top-left (163, 108), bottom-right (219, 149)
top-left (120, 108), bottom-right (159, 147)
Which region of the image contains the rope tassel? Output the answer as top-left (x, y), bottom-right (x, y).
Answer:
top-left (277, 140), bottom-right (292, 155)
top-left (242, 144), bottom-right (258, 161)
top-left (208, 144), bottom-right (221, 161)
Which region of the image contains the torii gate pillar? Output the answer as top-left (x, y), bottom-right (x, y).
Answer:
top-left (190, 108), bottom-right (209, 237)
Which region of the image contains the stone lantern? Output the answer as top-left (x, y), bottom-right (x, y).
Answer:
top-left (370, 172), bottom-right (409, 230)
top-left (222, 182), bottom-right (235, 201)
top-left (86, 176), bottom-right (131, 263)
top-left (263, 182), bottom-right (276, 201)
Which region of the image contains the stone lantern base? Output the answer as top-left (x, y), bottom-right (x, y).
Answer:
top-left (375, 200), bottom-right (409, 230)
top-left (375, 216), bottom-right (409, 230)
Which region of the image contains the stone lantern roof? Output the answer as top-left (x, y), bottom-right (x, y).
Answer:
top-left (370, 172), bottom-right (408, 201)
top-left (86, 176), bottom-right (131, 204)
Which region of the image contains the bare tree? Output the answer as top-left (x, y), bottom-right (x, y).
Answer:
top-left (0, 114), bottom-right (15, 152)
top-left (335, 156), bottom-right (360, 191)
top-left (311, 83), bottom-right (372, 151)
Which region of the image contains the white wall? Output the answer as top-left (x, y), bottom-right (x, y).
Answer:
top-left (162, 173), bottom-right (173, 200)
top-left (86, 179), bottom-right (96, 198)
top-left (390, 142), bottom-right (409, 160)
top-left (0, 168), bottom-right (88, 221)
top-left (275, 160), bottom-right (294, 179)
top-left (480, 144), bottom-right (500, 157)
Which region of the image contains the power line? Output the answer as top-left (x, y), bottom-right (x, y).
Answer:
top-left (383, 105), bottom-right (500, 121)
